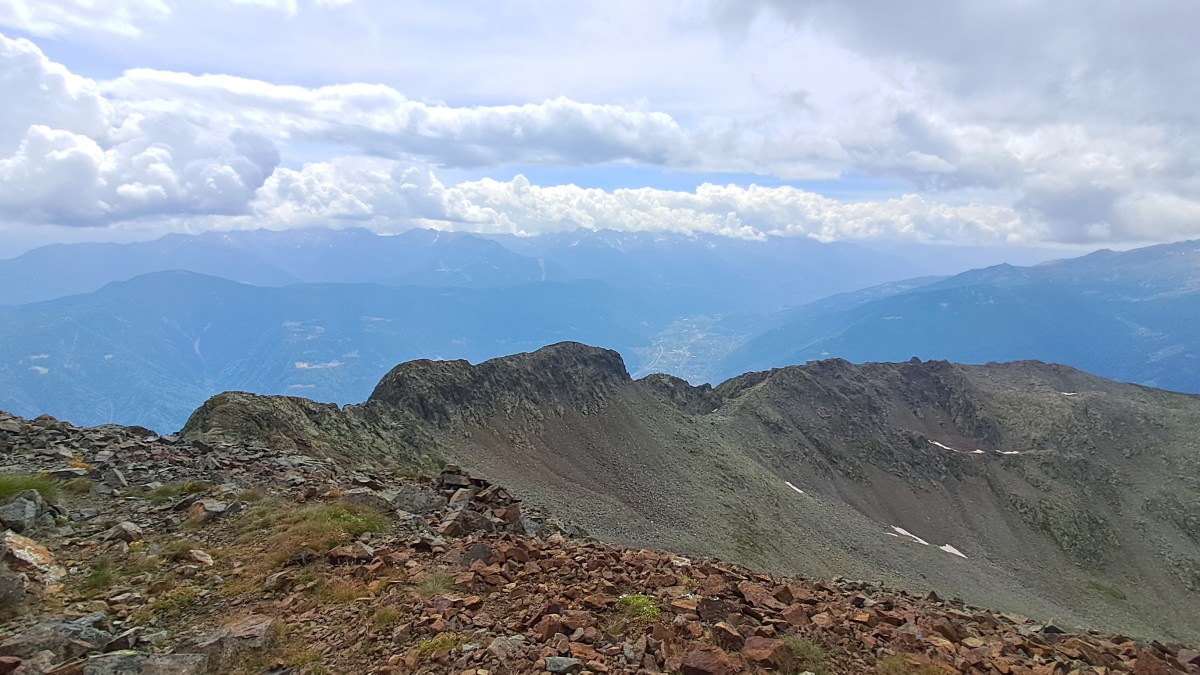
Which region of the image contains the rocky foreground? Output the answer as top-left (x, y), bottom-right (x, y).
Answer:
top-left (1, 410), bottom-right (1198, 674)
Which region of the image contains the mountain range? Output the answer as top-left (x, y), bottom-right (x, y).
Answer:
top-left (1, 228), bottom-right (1197, 433)
top-left (722, 240), bottom-right (1200, 393)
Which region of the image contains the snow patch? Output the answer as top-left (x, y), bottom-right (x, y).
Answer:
top-left (1061, 392), bottom-right (1078, 396)
top-left (970, 449), bottom-right (985, 454)
top-left (928, 440), bottom-right (955, 452)
top-left (29, 366), bottom-right (49, 375)
top-left (997, 450), bottom-right (1021, 455)
top-left (783, 481), bottom-right (805, 495)
top-left (940, 544), bottom-right (968, 559)
top-left (892, 527), bottom-right (930, 546)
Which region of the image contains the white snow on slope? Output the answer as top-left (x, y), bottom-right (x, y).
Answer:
top-left (892, 527), bottom-right (930, 546)
top-left (783, 481), bottom-right (805, 495)
top-left (940, 544), bottom-right (968, 559)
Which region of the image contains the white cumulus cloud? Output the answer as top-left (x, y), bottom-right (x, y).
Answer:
top-left (0, 34), bottom-right (279, 225)
top-left (251, 157), bottom-right (1034, 244)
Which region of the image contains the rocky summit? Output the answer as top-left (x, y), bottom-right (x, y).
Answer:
top-left (1, 343), bottom-right (1199, 674)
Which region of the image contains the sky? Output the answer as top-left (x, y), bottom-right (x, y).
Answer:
top-left (2, 0), bottom-right (1199, 254)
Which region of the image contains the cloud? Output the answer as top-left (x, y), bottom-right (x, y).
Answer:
top-left (702, 0), bottom-right (1200, 240)
top-left (4, 2), bottom-right (1200, 246)
top-left (294, 360), bottom-right (343, 369)
top-left (0, 0), bottom-right (170, 37)
top-left (105, 70), bottom-right (694, 170)
top-left (0, 34), bottom-right (278, 225)
top-left (251, 157), bottom-right (1034, 244)
top-left (0, 0), bottom-right (351, 36)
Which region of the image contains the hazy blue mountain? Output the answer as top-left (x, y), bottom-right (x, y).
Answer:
top-left (0, 271), bottom-right (655, 431)
top-left (0, 228), bottom-right (560, 305)
top-left (722, 240), bottom-right (1200, 392)
top-left (1, 227), bottom-right (1019, 311)
top-left (485, 229), bottom-right (936, 312)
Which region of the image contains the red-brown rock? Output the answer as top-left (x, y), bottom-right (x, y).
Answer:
top-left (681, 645), bottom-right (740, 675)
top-left (742, 636), bottom-right (798, 671)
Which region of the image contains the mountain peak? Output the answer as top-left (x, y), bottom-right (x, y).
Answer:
top-left (368, 342), bottom-right (630, 425)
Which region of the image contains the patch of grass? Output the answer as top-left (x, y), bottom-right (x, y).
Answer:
top-left (285, 647), bottom-right (325, 668)
top-left (66, 456), bottom-right (93, 470)
top-left (784, 635), bottom-right (827, 675)
top-left (372, 606), bottom-right (401, 627)
top-left (217, 500), bottom-right (390, 592)
top-left (412, 572), bottom-right (455, 598)
top-left (125, 553), bottom-right (161, 574)
top-left (62, 477), bottom-right (94, 495)
top-left (618, 594), bottom-right (661, 621)
top-left (235, 500), bottom-right (388, 559)
top-left (416, 632), bottom-right (466, 655)
top-left (132, 584), bottom-right (201, 622)
top-left (237, 486), bottom-right (267, 502)
top-left (162, 538), bottom-right (205, 561)
top-left (318, 579), bottom-right (371, 603)
top-left (84, 556), bottom-right (118, 592)
top-left (149, 481), bottom-right (211, 505)
top-left (0, 473), bottom-right (59, 502)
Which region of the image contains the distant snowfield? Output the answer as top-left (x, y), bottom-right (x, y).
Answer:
top-left (891, 526), bottom-right (930, 546)
top-left (783, 480), bottom-right (806, 495)
top-left (890, 526), bottom-right (969, 559)
top-left (940, 544), bottom-right (968, 559)
top-left (929, 439), bottom-right (1022, 456)
top-left (1061, 392), bottom-right (1078, 396)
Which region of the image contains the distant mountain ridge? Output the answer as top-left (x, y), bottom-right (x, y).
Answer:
top-left (0, 272), bottom-right (655, 431)
top-left (721, 239), bottom-right (1200, 392)
top-left (0, 226), bottom-right (1058, 311)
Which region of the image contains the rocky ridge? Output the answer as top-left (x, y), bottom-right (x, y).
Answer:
top-left (2, 408), bottom-right (1199, 674)
top-left (173, 343), bottom-right (1200, 645)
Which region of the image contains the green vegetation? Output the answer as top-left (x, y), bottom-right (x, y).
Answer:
top-left (237, 486), bottom-right (268, 502)
top-left (214, 499), bottom-right (389, 597)
top-left (233, 500), bottom-right (388, 560)
top-left (62, 477), bottom-right (94, 495)
top-left (617, 594), bottom-right (661, 621)
top-left (784, 635), bottom-right (827, 675)
top-left (0, 473), bottom-right (58, 502)
top-left (372, 606), bottom-right (401, 627)
top-left (416, 632), bottom-right (466, 655)
top-left (131, 584), bottom-right (201, 622)
top-left (84, 555), bottom-right (118, 591)
top-left (162, 538), bottom-right (205, 561)
top-left (149, 481), bottom-right (210, 504)
top-left (317, 578), bottom-right (371, 603)
top-left (412, 572), bottom-right (455, 598)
